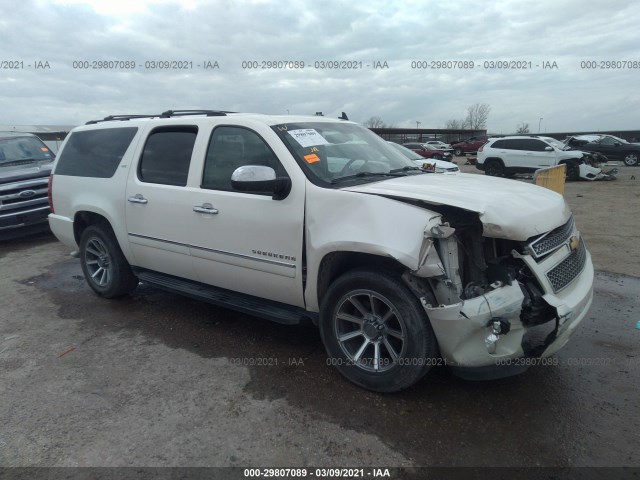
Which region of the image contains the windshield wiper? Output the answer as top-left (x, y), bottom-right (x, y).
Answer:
top-left (0, 158), bottom-right (43, 167)
top-left (390, 166), bottom-right (424, 173)
top-left (330, 171), bottom-right (408, 184)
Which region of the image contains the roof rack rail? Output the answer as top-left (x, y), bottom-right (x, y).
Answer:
top-left (159, 109), bottom-right (231, 117)
top-left (85, 109), bottom-right (236, 125)
top-left (85, 114), bottom-right (157, 125)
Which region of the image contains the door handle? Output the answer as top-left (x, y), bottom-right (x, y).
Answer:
top-left (128, 194), bottom-right (148, 204)
top-left (193, 203), bottom-right (219, 215)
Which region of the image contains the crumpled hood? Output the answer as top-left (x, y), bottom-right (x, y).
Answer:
top-left (342, 173), bottom-right (571, 241)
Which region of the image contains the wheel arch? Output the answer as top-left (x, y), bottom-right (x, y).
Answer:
top-left (316, 251), bottom-right (407, 313)
top-left (73, 211), bottom-right (112, 245)
top-left (72, 210), bottom-right (134, 264)
top-left (484, 156), bottom-right (504, 165)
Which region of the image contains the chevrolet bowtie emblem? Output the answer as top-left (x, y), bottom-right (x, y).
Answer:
top-left (569, 235), bottom-right (580, 252)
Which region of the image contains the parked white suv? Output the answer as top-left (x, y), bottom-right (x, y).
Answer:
top-left (48, 110), bottom-right (594, 392)
top-left (477, 135), bottom-right (607, 181)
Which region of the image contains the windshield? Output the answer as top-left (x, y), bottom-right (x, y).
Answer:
top-left (540, 137), bottom-right (566, 149)
top-left (0, 136), bottom-right (55, 166)
top-left (273, 122), bottom-right (420, 185)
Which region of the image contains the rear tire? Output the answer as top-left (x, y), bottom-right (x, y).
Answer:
top-left (79, 224), bottom-right (138, 298)
top-left (484, 159), bottom-right (505, 177)
top-left (623, 152), bottom-right (638, 166)
top-left (319, 268), bottom-right (438, 392)
top-left (454, 148), bottom-right (464, 156)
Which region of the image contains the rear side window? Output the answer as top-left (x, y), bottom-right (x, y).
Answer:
top-left (55, 127), bottom-right (138, 178)
top-left (138, 127), bottom-right (197, 186)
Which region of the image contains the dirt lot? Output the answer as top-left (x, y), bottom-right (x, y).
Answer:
top-left (0, 163), bottom-right (639, 474)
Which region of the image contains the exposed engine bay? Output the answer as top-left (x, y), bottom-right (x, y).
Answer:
top-left (403, 203), bottom-right (588, 370)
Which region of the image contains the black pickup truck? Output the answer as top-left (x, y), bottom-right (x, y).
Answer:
top-left (0, 132), bottom-right (55, 239)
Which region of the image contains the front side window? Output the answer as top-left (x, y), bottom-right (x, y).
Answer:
top-left (521, 139), bottom-right (549, 152)
top-left (599, 136), bottom-right (625, 145)
top-left (202, 126), bottom-right (287, 192)
top-left (273, 122), bottom-right (419, 186)
top-left (138, 127), bottom-right (197, 186)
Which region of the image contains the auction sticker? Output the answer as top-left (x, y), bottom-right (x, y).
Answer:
top-left (288, 129), bottom-right (329, 148)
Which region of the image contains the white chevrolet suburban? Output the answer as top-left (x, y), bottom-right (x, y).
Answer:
top-left (48, 110), bottom-right (594, 392)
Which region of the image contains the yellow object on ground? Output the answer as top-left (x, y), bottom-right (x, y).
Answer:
top-left (534, 164), bottom-right (566, 195)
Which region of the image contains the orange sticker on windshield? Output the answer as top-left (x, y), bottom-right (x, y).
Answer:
top-left (40, 147), bottom-right (49, 151)
top-left (304, 154), bottom-right (320, 164)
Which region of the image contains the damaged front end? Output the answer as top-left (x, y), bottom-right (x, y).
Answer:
top-left (407, 207), bottom-right (594, 379)
top-left (578, 152), bottom-right (617, 181)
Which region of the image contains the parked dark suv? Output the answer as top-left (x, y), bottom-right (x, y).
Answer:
top-left (0, 132), bottom-right (55, 239)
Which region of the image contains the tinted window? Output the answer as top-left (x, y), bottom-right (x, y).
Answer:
top-left (202, 126), bottom-right (286, 192)
top-left (55, 127), bottom-right (137, 178)
top-left (599, 136), bottom-right (618, 145)
top-left (138, 127), bottom-right (197, 186)
top-left (500, 139), bottom-right (528, 150)
top-left (492, 139), bottom-right (526, 150)
top-left (520, 139), bottom-right (549, 152)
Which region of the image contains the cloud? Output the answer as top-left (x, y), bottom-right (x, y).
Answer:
top-left (1, 0), bottom-right (638, 133)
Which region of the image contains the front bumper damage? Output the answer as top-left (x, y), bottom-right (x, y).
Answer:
top-left (578, 151), bottom-right (618, 181)
top-left (413, 216), bottom-right (594, 379)
top-left (579, 163), bottom-right (617, 181)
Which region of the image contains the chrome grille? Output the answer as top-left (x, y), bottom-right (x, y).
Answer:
top-left (545, 238), bottom-right (587, 292)
top-left (527, 216), bottom-right (575, 259)
top-left (0, 178), bottom-right (49, 215)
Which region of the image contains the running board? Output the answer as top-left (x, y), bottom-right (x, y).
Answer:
top-left (135, 269), bottom-right (316, 326)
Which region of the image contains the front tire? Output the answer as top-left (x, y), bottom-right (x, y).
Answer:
top-left (79, 224), bottom-right (138, 298)
top-left (623, 152), bottom-right (638, 166)
top-left (454, 148), bottom-right (464, 156)
top-left (565, 162), bottom-right (580, 181)
top-left (319, 269), bottom-right (438, 392)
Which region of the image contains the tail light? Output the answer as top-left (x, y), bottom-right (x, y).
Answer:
top-left (478, 144), bottom-right (484, 152)
top-left (48, 175), bottom-right (54, 214)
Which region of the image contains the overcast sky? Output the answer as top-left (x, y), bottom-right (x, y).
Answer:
top-left (1, 0), bottom-right (638, 133)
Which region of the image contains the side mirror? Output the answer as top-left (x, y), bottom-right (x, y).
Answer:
top-left (614, 142), bottom-right (620, 147)
top-left (231, 165), bottom-right (291, 200)
top-left (544, 146), bottom-right (554, 151)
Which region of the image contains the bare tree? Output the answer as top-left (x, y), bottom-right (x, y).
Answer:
top-left (445, 118), bottom-right (469, 129)
top-left (465, 103), bottom-right (491, 130)
top-left (445, 119), bottom-right (461, 129)
top-left (516, 122), bottom-right (530, 134)
top-left (363, 116), bottom-right (386, 128)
